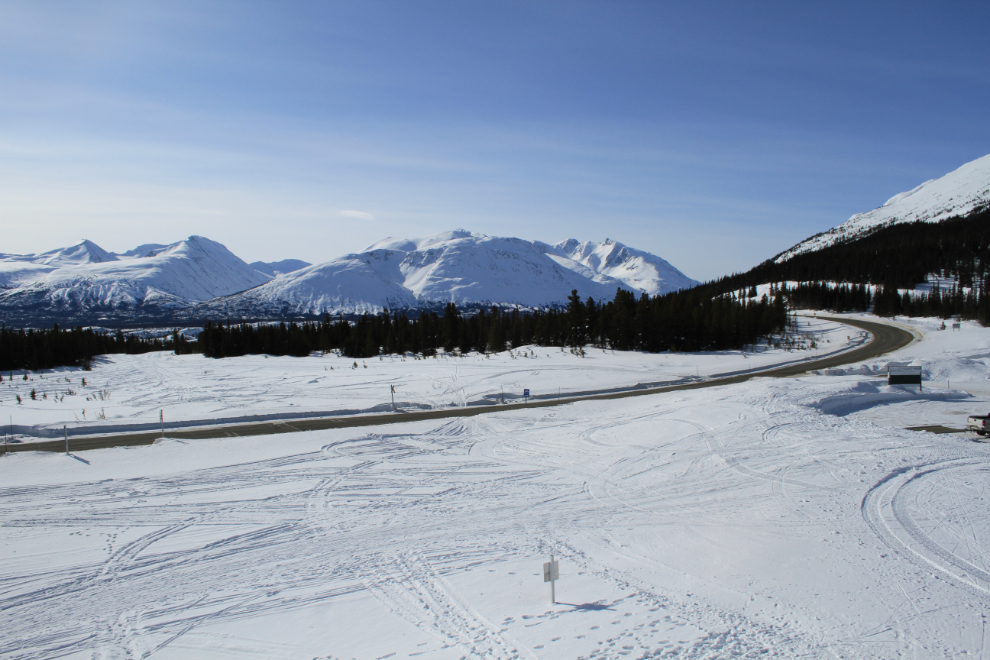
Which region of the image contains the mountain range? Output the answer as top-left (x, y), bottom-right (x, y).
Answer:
top-left (4, 151), bottom-right (988, 326)
top-left (0, 231), bottom-right (696, 325)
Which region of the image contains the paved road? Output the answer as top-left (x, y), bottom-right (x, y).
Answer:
top-left (1, 316), bottom-right (913, 455)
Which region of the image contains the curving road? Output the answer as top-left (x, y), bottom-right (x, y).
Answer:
top-left (1, 315), bottom-right (913, 454)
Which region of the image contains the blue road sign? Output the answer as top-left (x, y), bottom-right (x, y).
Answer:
top-left (523, 389), bottom-right (530, 397)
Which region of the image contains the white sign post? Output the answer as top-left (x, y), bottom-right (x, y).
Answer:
top-left (64, 425), bottom-right (68, 455)
top-left (160, 410), bottom-right (165, 439)
top-left (543, 554), bottom-right (559, 604)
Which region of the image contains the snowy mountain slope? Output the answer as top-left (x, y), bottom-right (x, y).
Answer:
top-left (0, 240), bottom-right (120, 288)
top-left (0, 236), bottom-right (272, 318)
top-left (35, 239), bottom-right (118, 266)
top-left (118, 243), bottom-right (167, 259)
top-left (249, 259), bottom-right (311, 277)
top-left (777, 153), bottom-right (990, 262)
top-left (0, 261), bottom-right (57, 289)
top-left (535, 238), bottom-right (699, 295)
top-left (204, 231), bottom-right (637, 317)
top-left (389, 232), bottom-right (624, 303)
top-left (203, 255), bottom-right (420, 317)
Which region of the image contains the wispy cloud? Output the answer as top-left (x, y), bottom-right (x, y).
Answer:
top-left (338, 209), bottom-right (376, 221)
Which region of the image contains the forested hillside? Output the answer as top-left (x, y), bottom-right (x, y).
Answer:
top-left (710, 206), bottom-right (990, 293)
top-left (702, 206), bottom-right (990, 321)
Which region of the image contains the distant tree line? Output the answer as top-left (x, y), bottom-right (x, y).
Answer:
top-left (0, 325), bottom-right (173, 371)
top-left (754, 280), bottom-right (990, 321)
top-left (872, 282), bottom-right (990, 322)
top-left (199, 288), bottom-right (788, 359)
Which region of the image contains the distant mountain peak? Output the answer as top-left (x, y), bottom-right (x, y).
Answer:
top-left (535, 237), bottom-right (697, 296)
top-left (0, 236), bottom-right (272, 322)
top-left (37, 239), bottom-right (117, 267)
top-left (196, 230), bottom-right (697, 319)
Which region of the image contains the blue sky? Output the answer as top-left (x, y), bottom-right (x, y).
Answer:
top-left (2, 1), bottom-right (988, 281)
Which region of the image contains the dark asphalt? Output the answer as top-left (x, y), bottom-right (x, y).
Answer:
top-left (1, 316), bottom-right (914, 455)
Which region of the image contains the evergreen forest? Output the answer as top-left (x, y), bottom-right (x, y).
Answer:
top-left (0, 325), bottom-right (176, 371)
top-left (198, 288), bottom-right (788, 359)
top-left (704, 206), bottom-right (990, 321)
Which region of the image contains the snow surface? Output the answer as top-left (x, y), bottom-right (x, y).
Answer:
top-left (0, 240), bottom-right (118, 288)
top-left (0, 317), bottom-right (859, 441)
top-left (0, 236), bottom-right (272, 312)
top-left (777, 152), bottom-right (990, 261)
top-left (535, 238), bottom-right (699, 295)
top-left (250, 259), bottom-right (312, 278)
top-left (205, 230), bottom-right (696, 317)
top-left (4, 315), bottom-right (990, 657)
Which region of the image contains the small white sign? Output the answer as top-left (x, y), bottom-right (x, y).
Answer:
top-left (543, 560), bottom-right (558, 582)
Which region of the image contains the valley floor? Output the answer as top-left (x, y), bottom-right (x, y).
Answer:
top-left (2, 317), bottom-right (855, 442)
top-left (2, 315), bottom-right (990, 658)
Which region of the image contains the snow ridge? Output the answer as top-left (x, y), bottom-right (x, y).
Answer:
top-left (534, 237), bottom-right (699, 295)
top-left (777, 153), bottom-right (990, 262)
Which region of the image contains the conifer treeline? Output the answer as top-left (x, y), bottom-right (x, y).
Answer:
top-left (199, 288), bottom-right (788, 359)
top-left (709, 206), bottom-right (990, 295)
top-left (758, 279), bottom-right (990, 322)
top-left (0, 325), bottom-right (173, 371)
top-left (872, 283), bottom-right (990, 322)
top-left (776, 282), bottom-right (873, 313)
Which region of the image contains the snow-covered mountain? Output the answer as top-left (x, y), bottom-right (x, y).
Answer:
top-left (249, 259), bottom-right (311, 278)
top-left (777, 153), bottom-right (990, 262)
top-left (0, 236), bottom-right (271, 321)
top-left (199, 230), bottom-right (692, 317)
top-left (0, 240), bottom-right (121, 289)
top-left (535, 238), bottom-right (699, 295)
top-left (1, 231), bottom-right (695, 323)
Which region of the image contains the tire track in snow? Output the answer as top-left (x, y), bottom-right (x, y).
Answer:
top-left (862, 458), bottom-right (990, 597)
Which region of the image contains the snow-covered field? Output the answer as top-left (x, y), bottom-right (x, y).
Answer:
top-left (3, 314), bottom-right (990, 658)
top-left (0, 317), bottom-right (858, 442)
